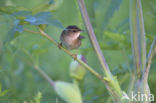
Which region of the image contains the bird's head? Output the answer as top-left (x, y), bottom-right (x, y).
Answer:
top-left (65, 25), bottom-right (84, 39)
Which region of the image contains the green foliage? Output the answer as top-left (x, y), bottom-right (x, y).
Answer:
top-left (104, 31), bottom-right (127, 44)
top-left (0, 0), bottom-right (156, 103)
top-left (24, 12), bottom-right (63, 28)
top-left (0, 84), bottom-right (9, 101)
top-left (30, 92), bottom-right (42, 103)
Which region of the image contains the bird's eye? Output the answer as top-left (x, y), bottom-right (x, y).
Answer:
top-left (73, 30), bottom-right (76, 32)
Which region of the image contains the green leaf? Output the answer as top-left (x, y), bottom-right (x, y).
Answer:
top-left (24, 12), bottom-right (63, 28)
top-left (102, 0), bottom-right (122, 29)
top-left (4, 19), bottom-right (23, 43)
top-left (94, 0), bottom-right (123, 36)
top-left (34, 92), bottom-right (42, 103)
top-left (104, 31), bottom-right (127, 44)
top-left (0, 90), bottom-right (9, 97)
top-left (0, 84), bottom-right (8, 97)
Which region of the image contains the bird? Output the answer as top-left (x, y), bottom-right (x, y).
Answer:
top-left (58, 25), bottom-right (85, 59)
top-left (59, 25), bottom-right (84, 49)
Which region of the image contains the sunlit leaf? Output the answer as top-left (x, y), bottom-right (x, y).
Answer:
top-left (0, 90), bottom-right (9, 97)
top-left (34, 92), bottom-right (42, 103)
top-left (0, 84), bottom-right (8, 97)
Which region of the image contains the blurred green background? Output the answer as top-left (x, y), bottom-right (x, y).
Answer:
top-left (0, 0), bottom-right (156, 103)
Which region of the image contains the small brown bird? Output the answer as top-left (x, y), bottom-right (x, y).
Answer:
top-left (59, 25), bottom-right (84, 50)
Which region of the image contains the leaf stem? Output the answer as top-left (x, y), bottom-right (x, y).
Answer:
top-left (24, 29), bottom-right (40, 34)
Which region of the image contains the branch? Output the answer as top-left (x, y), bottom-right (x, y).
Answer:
top-left (22, 49), bottom-right (55, 88)
top-left (23, 49), bottom-right (55, 88)
top-left (24, 29), bottom-right (40, 34)
top-left (142, 37), bottom-right (156, 82)
top-left (24, 28), bottom-right (103, 80)
top-left (34, 65), bottom-right (55, 88)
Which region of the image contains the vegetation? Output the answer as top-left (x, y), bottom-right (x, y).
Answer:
top-left (0, 0), bottom-right (156, 103)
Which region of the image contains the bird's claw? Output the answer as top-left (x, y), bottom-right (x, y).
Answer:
top-left (72, 54), bottom-right (77, 60)
top-left (58, 43), bottom-right (62, 49)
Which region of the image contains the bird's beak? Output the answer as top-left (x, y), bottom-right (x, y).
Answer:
top-left (79, 35), bottom-right (85, 39)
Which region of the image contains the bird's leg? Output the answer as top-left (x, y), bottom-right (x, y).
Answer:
top-left (58, 43), bottom-right (62, 49)
top-left (72, 54), bottom-right (77, 60)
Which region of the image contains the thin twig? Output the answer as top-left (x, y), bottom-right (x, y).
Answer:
top-left (77, 0), bottom-right (112, 78)
top-left (142, 37), bottom-right (156, 81)
top-left (22, 49), bottom-right (55, 88)
top-left (33, 65), bottom-right (55, 88)
top-left (24, 29), bottom-right (40, 34)
top-left (24, 28), bottom-right (103, 80)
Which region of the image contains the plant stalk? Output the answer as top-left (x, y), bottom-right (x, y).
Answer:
top-left (77, 0), bottom-right (123, 102)
top-left (77, 0), bottom-right (112, 78)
